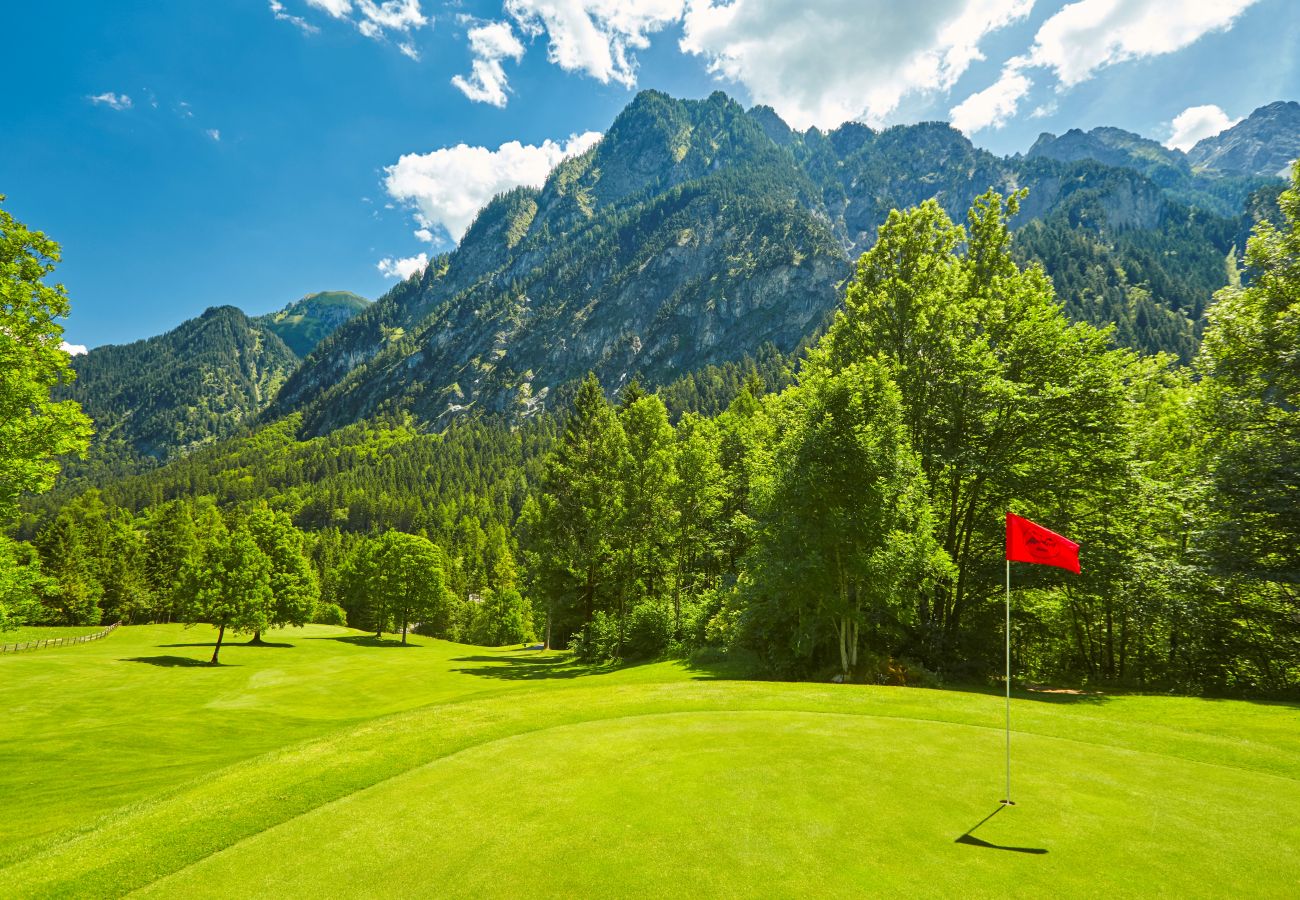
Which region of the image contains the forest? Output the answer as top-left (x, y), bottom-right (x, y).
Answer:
top-left (4, 171), bottom-right (1298, 695)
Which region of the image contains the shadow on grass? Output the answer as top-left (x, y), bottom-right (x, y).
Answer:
top-left (944, 681), bottom-right (1112, 705)
top-left (158, 641), bottom-right (294, 649)
top-left (450, 654), bottom-right (600, 681)
top-left (122, 656), bottom-right (237, 668)
top-left (954, 805), bottom-right (1048, 854)
top-left (310, 635), bottom-right (419, 649)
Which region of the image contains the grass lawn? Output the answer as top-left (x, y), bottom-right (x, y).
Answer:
top-left (1, 625), bottom-right (106, 643)
top-left (0, 625), bottom-right (1296, 897)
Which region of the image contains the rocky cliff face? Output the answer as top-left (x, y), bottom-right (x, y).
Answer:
top-left (1189, 101), bottom-right (1300, 178)
top-left (269, 90), bottom-right (1274, 435)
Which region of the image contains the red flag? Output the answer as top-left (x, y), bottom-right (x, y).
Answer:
top-left (1006, 513), bottom-right (1080, 574)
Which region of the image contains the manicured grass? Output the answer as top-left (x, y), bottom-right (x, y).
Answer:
top-left (0, 625), bottom-right (105, 643)
top-left (1, 626), bottom-right (1296, 897)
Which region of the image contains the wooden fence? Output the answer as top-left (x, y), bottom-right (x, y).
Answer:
top-left (0, 622), bottom-right (122, 654)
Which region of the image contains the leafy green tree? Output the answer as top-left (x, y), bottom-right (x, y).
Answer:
top-left (822, 190), bottom-right (1127, 670)
top-left (0, 198), bottom-right (92, 522)
top-left (613, 393), bottom-right (677, 654)
top-left (1198, 160), bottom-right (1300, 583)
top-left (373, 531), bottom-right (452, 644)
top-left (183, 525), bottom-right (273, 664)
top-left (469, 586), bottom-right (535, 646)
top-left (670, 413), bottom-right (725, 635)
top-left (243, 503), bottom-right (320, 643)
top-left (0, 536), bottom-right (49, 632)
top-left (144, 501), bottom-right (201, 623)
top-left (742, 361), bottom-right (949, 678)
top-left (528, 373), bottom-right (627, 646)
top-left (34, 513), bottom-right (103, 626)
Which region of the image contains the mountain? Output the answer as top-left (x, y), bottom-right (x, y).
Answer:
top-left (255, 291), bottom-right (369, 357)
top-left (271, 91), bottom-right (1264, 434)
top-left (1188, 101), bottom-right (1300, 178)
top-left (1028, 126), bottom-right (1190, 187)
top-left (60, 306), bottom-right (299, 466)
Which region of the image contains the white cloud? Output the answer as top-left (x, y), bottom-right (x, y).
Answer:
top-left (270, 0), bottom-right (320, 33)
top-left (306, 0), bottom-right (351, 17)
top-left (60, 341), bottom-right (88, 356)
top-left (505, 0), bottom-right (686, 88)
top-left (949, 64), bottom-right (1031, 134)
top-left (1165, 104), bottom-right (1240, 152)
top-left (1025, 0), bottom-right (1258, 87)
top-left (357, 0), bottom-right (426, 33)
top-left (383, 131), bottom-right (602, 244)
top-left (377, 253), bottom-right (430, 278)
top-left (88, 92), bottom-right (132, 110)
top-left (950, 0), bottom-right (1260, 134)
top-left (680, 0), bottom-right (1032, 130)
top-left (452, 21), bottom-right (526, 106)
top-left (206, 129), bottom-right (221, 141)
top-left (305, 0), bottom-right (426, 44)
top-left (414, 228), bottom-right (436, 242)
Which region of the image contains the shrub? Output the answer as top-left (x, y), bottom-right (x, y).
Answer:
top-left (313, 602), bottom-right (347, 627)
top-left (626, 601), bottom-right (674, 659)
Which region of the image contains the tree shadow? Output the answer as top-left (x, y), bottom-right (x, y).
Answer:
top-left (450, 654), bottom-right (604, 681)
top-left (312, 635), bottom-right (419, 649)
top-left (158, 641), bottom-right (294, 649)
top-left (945, 681), bottom-right (1112, 705)
top-left (122, 656), bottom-right (238, 668)
top-left (954, 805), bottom-right (1048, 854)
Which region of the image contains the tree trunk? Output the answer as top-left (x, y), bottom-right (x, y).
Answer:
top-left (544, 605), bottom-right (552, 651)
top-left (248, 630), bottom-right (265, 646)
top-left (402, 611), bottom-right (408, 645)
top-left (210, 623), bottom-right (226, 665)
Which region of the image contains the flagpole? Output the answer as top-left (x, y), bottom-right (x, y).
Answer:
top-left (1004, 558), bottom-right (1013, 806)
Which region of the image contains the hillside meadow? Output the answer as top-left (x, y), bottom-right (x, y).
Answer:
top-left (1, 625), bottom-right (1297, 897)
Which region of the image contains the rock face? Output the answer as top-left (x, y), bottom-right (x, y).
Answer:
top-left (1188, 101), bottom-right (1300, 178)
top-left (276, 90), bottom-right (1244, 435)
top-left (256, 291), bottom-right (369, 358)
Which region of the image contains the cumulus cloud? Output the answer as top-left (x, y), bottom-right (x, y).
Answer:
top-left (681, 0), bottom-right (1032, 130)
top-left (452, 21), bottom-right (526, 106)
top-left (60, 341), bottom-right (88, 356)
top-left (1165, 104), bottom-right (1240, 152)
top-left (206, 129), bottom-right (221, 141)
top-left (88, 92), bottom-right (132, 110)
top-left (505, 0), bottom-right (685, 87)
top-left (949, 65), bottom-right (1032, 135)
top-left (398, 40), bottom-right (420, 60)
top-left (270, 0), bottom-right (320, 33)
top-left (384, 131), bottom-right (602, 244)
top-left (950, 0), bottom-right (1260, 134)
top-left (1025, 0), bottom-right (1258, 87)
top-left (377, 253), bottom-right (430, 279)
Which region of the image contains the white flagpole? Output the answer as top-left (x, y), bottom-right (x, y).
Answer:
top-left (1004, 558), bottom-right (1013, 806)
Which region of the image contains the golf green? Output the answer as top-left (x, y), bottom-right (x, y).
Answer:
top-left (2, 626), bottom-right (1297, 897)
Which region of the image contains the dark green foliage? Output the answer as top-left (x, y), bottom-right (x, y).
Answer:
top-left (256, 291), bottom-right (369, 358)
top-left (59, 306), bottom-right (299, 466)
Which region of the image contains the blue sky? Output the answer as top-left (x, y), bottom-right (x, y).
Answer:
top-left (4, 0), bottom-right (1297, 351)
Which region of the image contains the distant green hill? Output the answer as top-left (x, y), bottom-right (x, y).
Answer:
top-left (255, 291), bottom-right (369, 358)
top-left (59, 306), bottom-right (300, 467)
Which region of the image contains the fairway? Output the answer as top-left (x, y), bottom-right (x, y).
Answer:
top-left (2, 626), bottom-right (1298, 897)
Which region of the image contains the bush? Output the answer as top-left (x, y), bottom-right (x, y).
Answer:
top-left (312, 602), bottom-right (348, 626)
top-left (626, 601), bottom-right (674, 659)
top-left (569, 611), bottom-right (619, 663)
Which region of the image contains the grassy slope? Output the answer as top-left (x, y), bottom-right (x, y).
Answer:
top-left (1, 626), bottom-right (1297, 897)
